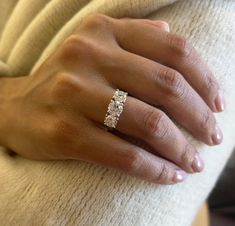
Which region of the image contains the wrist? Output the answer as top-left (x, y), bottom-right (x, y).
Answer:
top-left (0, 76), bottom-right (28, 146)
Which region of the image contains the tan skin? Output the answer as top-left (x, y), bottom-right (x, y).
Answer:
top-left (0, 14), bottom-right (225, 185)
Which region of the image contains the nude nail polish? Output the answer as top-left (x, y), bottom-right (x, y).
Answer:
top-left (214, 90), bottom-right (226, 112)
top-left (158, 21), bottom-right (170, 32)
top-left (173, 170), bottom-right (187, 183)
top-left (191, 154), bottom-right (204, 172)
top-left (211, 125), bottom-right (223, 145)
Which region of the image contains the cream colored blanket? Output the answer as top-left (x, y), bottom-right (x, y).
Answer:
top-left (0, 0), bottom-right (235, 225)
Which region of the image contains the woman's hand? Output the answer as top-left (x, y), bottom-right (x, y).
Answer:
top-left (1, 14), bottom-right (225, 184)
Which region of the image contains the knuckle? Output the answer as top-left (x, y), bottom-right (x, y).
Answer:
top-left (155, 163), bottom-right (170, 183)
top-left (168, 33), bottom-right (193, 58)
top-left (62, 35), bottom-right (81, 56)
top-left (203, 73), bottom-right (219, 95)
top-left (159, 69), bottom-right (187, 100)
top-left (61, 35), bottom-right (95, 60)
top-left (51, 73), bottom-right (70, 98)
top-left (123, 149), bottom-right (144, 173)
top-left (200, 108), bottom-right (214, 132)
top-left (82, 14), bottom-right (111, 30)
top-left (180, 143), bottom-right (195, 166)
top-left (143, 109), bottom-right (168, 139)
top-left (160, 69), bottom-right (181, 88)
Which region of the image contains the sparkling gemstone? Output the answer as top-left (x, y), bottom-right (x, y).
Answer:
top-left (115, 93), bottom-right (126, 102)
top-left (108, 101), bottom-right (123, 116)
top-left (104, 89), bottom-right (127, 128)
top-left (104, 115), bottom-right (116, 128)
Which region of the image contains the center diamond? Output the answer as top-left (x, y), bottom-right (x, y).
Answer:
top-left (108, 100), bottom-right (123, 116)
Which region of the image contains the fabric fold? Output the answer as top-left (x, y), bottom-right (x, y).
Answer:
top-left (0, 61), bottom-right (10, 76)
top-left (0, 1), bottom-right (234, 226)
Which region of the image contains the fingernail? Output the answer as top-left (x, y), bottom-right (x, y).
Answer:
top-left (173, 170), bottom-right (187, 183)
top-left (144, 20), bottom-right (170, 32)
top-left (158, 21), bottom-right (170, 32)
top-left (211, 125), bottom-right (223, 145)
top-left (214, 90), bottom-right (226, 112)
top-left (191, 153), bottom-right (204, 172)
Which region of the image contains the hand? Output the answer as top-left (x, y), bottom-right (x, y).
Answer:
top-left (1, 14), bottom-right (224, 184)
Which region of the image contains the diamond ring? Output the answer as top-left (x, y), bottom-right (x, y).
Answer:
top-left (104, 89), bottom-right (128, 129)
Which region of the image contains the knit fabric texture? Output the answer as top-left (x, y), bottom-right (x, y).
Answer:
top-left (0, 0), bottom-right (235, 225)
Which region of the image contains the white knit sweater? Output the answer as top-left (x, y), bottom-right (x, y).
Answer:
top-left (0, 0), bottom-right (234, 225)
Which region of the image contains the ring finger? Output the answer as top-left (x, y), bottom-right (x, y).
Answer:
top-left (77, 81), bottom-right (204, 174)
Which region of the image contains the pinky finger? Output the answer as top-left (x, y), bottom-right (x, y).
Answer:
top-left (72, 125), bottom-right (187, 185)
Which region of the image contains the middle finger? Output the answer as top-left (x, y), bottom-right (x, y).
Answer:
top-left (101, 50), bottom-right (222, 146)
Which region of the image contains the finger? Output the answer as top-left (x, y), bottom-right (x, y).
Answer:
top-left (103, 50), bottom-right (222, 146)
top-left (70, 123), bottom-right (188, 184)
top-left (117, 96), bottom-right (205, 174)
top-left (121, 18), bottom-right (170, 32)
top-left (140, 19), bottom-right (170, 32)
top-left (77, 83), bottom-right (204, 174)
top-left (113, 18), bottom-right (225, 113)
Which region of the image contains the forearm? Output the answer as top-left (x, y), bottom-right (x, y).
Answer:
top-left (0, 77), bottom-right (11, 145)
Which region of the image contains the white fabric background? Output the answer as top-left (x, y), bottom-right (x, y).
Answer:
top-left (0, 0), bottom-right (234, 225)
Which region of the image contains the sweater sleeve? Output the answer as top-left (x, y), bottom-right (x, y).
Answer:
top-left (0, 0), bottom-right (177, 77)
top-left (0, 0), bottom-right (18, 77)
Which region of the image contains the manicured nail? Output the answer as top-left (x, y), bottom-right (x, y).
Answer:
top-left (158, 21), bottom-right (170, 32)
top-left (191, 153), bottom-right (204, 172)
top-left (211, 125), bottom-right (223, 145)
top-left (144, 20), bottom-right (170, 32)
top-left (173, 170), bottom-right (187, 183)
top-left (214, 90), bottom-right (226, 112)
